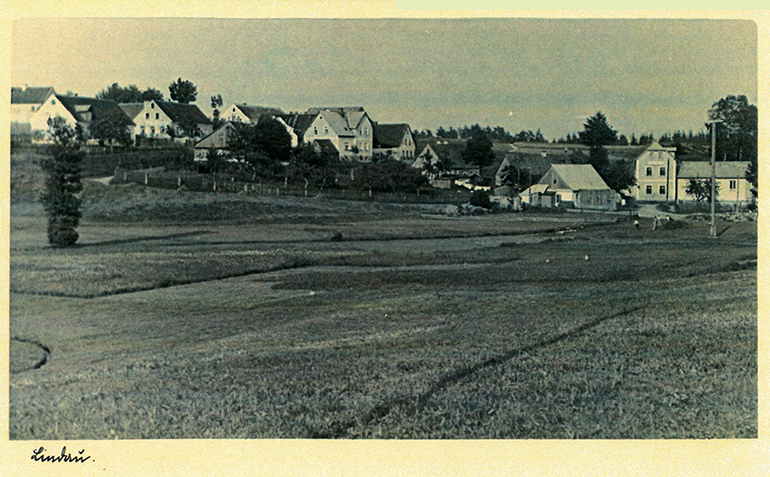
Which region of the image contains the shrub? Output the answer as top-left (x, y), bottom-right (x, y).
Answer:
top-left (469, 190), bottom-right (492, 209)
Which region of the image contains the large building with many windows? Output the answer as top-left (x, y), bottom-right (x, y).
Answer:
top-left (633, 141), bottom-right (677, 202)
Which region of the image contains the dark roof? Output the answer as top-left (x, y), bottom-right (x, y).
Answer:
top-left (236, 104), bottom-right (285, 122)
top-left (119, 103), bottom-right (144, 120)
top-left (56, 95), bottom-right (135, 125)
top-left (156, 101), bottom-right (212, 125)
top-left (278, 113), bottom-right (318, 136)
top-left (11, 86), bottom-right (55, 104)
top-left (373, 123), bottom-right (412, 148)
top-left (311, 139), bottom-right (339, 155)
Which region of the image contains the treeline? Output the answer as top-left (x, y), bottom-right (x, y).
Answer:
top-left (415, 124), bottom-right (713, 148)
top-left (413, 124), bottom-right (545, 143)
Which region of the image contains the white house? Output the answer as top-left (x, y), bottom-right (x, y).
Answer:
top-left (521, 164), bottom-right (620, 210)
top-left (120, 100), bottom-right (213, 141)
top-left (30, 94), bottom-right (135, 143)
top-left (633, 141), bottom-right (677, 202)
top-left (677, 161), bottom-right (752, 206)
top-left (304, 107), bottom-right (373, 160)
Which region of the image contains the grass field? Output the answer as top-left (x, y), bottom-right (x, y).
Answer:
top-left (8, 155), bottom-right (757, 439)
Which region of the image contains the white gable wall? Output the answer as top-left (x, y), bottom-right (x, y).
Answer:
top-left (634, 149), bottom-right (677, 202)
top-left (132, 101), bottom-right (174, 138)
top-left (29, 97), bottom-right (77, 140)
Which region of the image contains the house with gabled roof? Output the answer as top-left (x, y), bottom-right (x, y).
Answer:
top-left (11, 86), bottom-right (56, 125)
top-left (29, 94), bottom-right (135, 143)
top-left (300, 107), bottom-right (374, 160)
top-left (372, 123), bottom-right (415, 161)
top-left (521, 164), bottom-right (620, 210)
top-left (120, 100), bottom-right (212, 141)
top-left (677, 161), bottom-right (752, 206)
top-left (413, 141), bottom-right (480, 179)
top-left (222, 103), bottom-right (285, 124)
top-left (193, 123), bottom-right (238, 162)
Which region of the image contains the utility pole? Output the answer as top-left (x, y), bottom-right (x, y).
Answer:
top-left (709, 119), bottom-right (722, 238)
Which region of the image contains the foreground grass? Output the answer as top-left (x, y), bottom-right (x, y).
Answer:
top-left (9, 215), bottom-right (756, 439)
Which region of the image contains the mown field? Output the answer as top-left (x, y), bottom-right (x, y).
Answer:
top-left (8, 152), bottom-right (757, 439)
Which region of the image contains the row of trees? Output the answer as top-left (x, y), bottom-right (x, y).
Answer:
top-left (95, 78), bottom-right (198, 104)
top-left (414, 124), bottom-right (545, 143)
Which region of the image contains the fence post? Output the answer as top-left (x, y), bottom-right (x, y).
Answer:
top-left (144, 173), bottom-right (148, 185)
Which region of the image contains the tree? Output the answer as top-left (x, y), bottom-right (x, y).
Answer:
top-left (88, 118), bottom-right (132, 148)
top-left (211, 94), bottom-right (224, 128)
top-left (708, 94), bottom-right (757, 162)
top-left (229, 118), bottom-right (293, 179)
top-left (40, 117), bottom-right (83, 247)
top-left (168, 78), bottom-right (198, 104)
top-left (578, 112), bottom-right (629, 192)
top-left (685, 178), bottom-right (719, 203)
top-left (96, 83), bottom-right (163, 103)
top-left (579, 112), bottom-right (618, 148)
top-left (745, 159), bottom-right (758, 197)
top-left (462, 133), bottom-right (495, 168)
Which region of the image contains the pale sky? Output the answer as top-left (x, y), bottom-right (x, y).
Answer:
top-left (12, 18), bottom-right (757, 141)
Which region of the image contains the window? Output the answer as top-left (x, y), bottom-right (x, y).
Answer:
top-left (730, 180), bottom-right (737, 190)
top-left (646, 185), bottom-right (653, 195)
top-left (151, 103), bottom-right (155, 109)
top-left (344, 142), bottom-right (350, 151)
top-left (145, 113), bottom-right (149, 119)
top-left (324, 127), bottom-right (329, 135)
top-left (646, 167), bottom-right (652, 176)
top-left (660, 167), bottom-right (666, 176)
top-left (155, 113), bottom-right (159, 119)
top-left (313, 127), bottom-right (318, 135)
top-left (150, 126), bottom-right (155, 135)
top-left (659, 185), bottom-right (666, 195)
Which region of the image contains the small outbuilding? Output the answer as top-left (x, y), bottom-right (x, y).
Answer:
top-left (521, 164), bottom-right (620, 210)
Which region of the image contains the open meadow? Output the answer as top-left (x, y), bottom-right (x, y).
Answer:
top-left (8, 153), bottom-right (757, 439)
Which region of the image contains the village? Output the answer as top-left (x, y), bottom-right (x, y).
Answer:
top-left (7, 15), bottom-right (760, 453)
top-left (10, 85), bottom-right (756, 217)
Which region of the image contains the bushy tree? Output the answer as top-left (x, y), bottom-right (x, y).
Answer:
top-left (168, 78), bottom-right (198, 104)
top-left (229, 118), bottom-right (293, 180)
top-left (686, 178), bottom-right (719, 203)
top-left (89, 118), bottom-right (132, 148)
top-left (708, 94), bottom-right (757, 162)
top-left (462, 133), bottom-right (495, 168)
top-left (96, 83), bottom-right (163, 102)
top-left (40, 117), bottom-right (83, 247)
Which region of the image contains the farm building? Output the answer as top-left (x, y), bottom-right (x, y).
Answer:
top-left (521, 164), bottom-right (620, 210)
top-left (677, 161), bottom-right (753, 206)
top-left (372, 123), bottom-right (416, 161)
top-left (29, 94), bottom-right (135, 144)
top-left (193, 123), bottom-right (237, 162)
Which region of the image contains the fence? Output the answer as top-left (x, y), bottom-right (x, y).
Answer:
top-left (111, 167), bottom-right (472, 205)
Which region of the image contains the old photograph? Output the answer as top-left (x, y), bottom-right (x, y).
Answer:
top-left (8, 16), bottom-right (757, 441)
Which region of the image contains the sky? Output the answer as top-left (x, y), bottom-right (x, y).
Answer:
top-left (11, 17), bottom-right (757, 141)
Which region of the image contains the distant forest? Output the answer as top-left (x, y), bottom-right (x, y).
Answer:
top-left (413, 123), bottom-right (711, 147)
